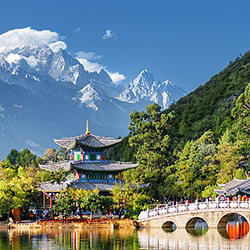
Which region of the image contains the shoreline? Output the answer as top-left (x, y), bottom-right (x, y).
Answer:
top-left (0, 218), bottom-right (135, 229)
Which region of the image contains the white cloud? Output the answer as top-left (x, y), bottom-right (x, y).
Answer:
top-left (76, 51), bottom-right (125, 83)
top-left (77, 57), bottom-right (103, 72)
top-left (75, 51), bottom-right (102, 60)
top-left (74, 27), bottom-right (83, 36)
top-left (103, 29), bottom-right (116, 39)
top-left (0, 27), bottom-right (66, 52)
top-left (48, 41), bottom-right (67, 52)
top-left (108, 71), bottom-right (126, 83)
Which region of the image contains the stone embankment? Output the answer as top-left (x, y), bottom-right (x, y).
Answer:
top-left (0, 219), bottom-right (134, 229)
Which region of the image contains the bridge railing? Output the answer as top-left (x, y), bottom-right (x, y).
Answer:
top-left (138, 200), bottom-right (250, 220)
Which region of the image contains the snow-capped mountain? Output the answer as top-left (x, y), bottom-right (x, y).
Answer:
top-left (118, 69), bottom-right (188, 109)
top-left (0, 46), bottom-right (187, 159)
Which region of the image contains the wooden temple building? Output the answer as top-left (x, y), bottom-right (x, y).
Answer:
top-left (214, 178), bottom-right (250, 196)
top-left (38, 121), bottom-right (139, 209)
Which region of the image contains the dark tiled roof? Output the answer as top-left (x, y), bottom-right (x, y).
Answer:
top-left (54, 134), bottom-right (122, 149)
top-left (215, 178), bottom-right (250, 195)
top-left (39, 161), bottom-right (139, 172)
top-left (68, 181), bottom-right (117, 191)
top-left (39, 161), bottom-right (71, 172)
top-left (72, 161), bottom-right (139, 172)
top-left (218, 179), bottom-right (246, 189)
top-left (38, 180), bottom-right (148, 193)
top-left (37, 181), bottom-right (69, 192)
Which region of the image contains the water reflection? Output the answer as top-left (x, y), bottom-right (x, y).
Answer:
top-left (186, 219), bottom-right (209, 236)
top-left (138, 228), bottom-right (250, 250)
top-left (0, 223), bottom-right (250, 250)
top-left (218, 214), bottom-right (250, 240)
top-left (0, 227), bottom-right (139, 250)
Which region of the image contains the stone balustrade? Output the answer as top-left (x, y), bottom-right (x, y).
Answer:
top-left (137, 200), bottom-right (250, 229)
top-left (138, 200), bottom-right (250, 220)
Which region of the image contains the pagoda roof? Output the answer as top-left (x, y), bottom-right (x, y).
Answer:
top-left (214, 178), bottom-right (250, 195)
top-left (72, 161), bottom-right (139, 172)
top-left (38, 180), bottom-right (149, 193)
top-left (37, 181), bottom-right (68, 193)
top-left (39, 161), bottom-right (139, 173)
top-left (54, 134), bottom-right (122, 149)
top-left (39, 161), bottom-right (71, 172)
top-left (68, 181), bottom-right (118, 192)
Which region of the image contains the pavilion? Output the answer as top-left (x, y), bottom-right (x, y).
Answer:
top-left (214, 178), bottom-right (250, 196)
top-left (38, 121), bottom-right (139, 209)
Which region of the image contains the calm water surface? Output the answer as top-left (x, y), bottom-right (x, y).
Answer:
top-left (0, 223), bottom-right (250, 250)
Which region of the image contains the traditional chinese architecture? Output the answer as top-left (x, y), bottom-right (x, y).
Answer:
top-left (214, 178), bottom-right (250, 196)
top-left (38, 121), bottom-right (139, 209)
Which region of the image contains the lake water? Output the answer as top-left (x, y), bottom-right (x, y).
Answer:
top-left (1, 222), bottom-right (250, 250)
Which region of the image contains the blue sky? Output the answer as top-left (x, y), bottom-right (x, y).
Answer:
top-left (0, 0), bottom-right (250, 92)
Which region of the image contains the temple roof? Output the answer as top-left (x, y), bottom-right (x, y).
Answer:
top-left (38, 180), bottom-right (149, 193)
top-left (37, 181), bottom-right (116, 192)
top-left (214, 178), bottom-right (250, 195)
top-left (54, 134), bottom-right (122, 149)
top-left (72, 161), bottom-right (139, 172)
top-left (39, 161), bottom-right (71, 172)
top-left (39, 161), bottom-right (139, 173)
top-left (37, 181), bottom-right (69, 192)
top-left (68, 181), bottom-right (117, 192)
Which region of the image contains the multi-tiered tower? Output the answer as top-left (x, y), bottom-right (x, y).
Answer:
top-left (39, 121), bottom-right (139, 208)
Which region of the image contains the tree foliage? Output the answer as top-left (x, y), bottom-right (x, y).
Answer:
top-left (112, 181), bottom-right (149, 220)
top-left (127, 103), bottom-right (175, 199)
top-left (50, 187), bottom-right (113, 220)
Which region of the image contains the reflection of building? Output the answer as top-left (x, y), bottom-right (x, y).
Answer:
top-left (38, 121), bottom-right (139, 208)
top-left (227, 221), bottom-right (249, 239)
top-left (214, 178), bottom-right (250, 195)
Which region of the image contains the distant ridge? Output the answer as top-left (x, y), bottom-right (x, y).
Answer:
top-left (165, 51), bottom-right (250, 142)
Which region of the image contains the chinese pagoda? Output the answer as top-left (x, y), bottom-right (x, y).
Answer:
top-left (214, 178), bottom-right (250, 196)
top-left (38, 121), bottom-right (139, 208)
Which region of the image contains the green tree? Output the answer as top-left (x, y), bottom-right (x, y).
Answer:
top-left (173, 131), bottom-right (218, 200)
top-left (0, 163), bottom-right (40, 218)
top-left (112, 181), bottom-right (149, 220)
top-left (232, 83), bottom-right (250, 134)
top-left (215, 130), bottom-right (243, 184)
top-left (6, 149), bottom-right (19, 168)
top-left (18, 148), bottom-right (38, 168)
top-left (201, 185), bottom-right (217, 200)
top-left (56, 147), bottom-right (68, 161)
top-left (50, 189), bottom-right (76, 218)
top-left (128, 103), bottom-right (174, 200)
top-left (48, 166), bottom-right (66, 184)
top-left (79, 187), bottom-right (105, 220)
top-left (234, 168), bottom-right (247, 180)
top-left (5, 148), bottom-right (39, 170)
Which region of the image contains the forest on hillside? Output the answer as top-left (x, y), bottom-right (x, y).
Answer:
top-left (109, 51), bottom-right (250, 202)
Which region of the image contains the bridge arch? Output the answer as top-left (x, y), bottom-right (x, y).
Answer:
top-left (185, 216), bottom-right (209, 229)
top-left (217, 212), bottom-right (250, 228)
top-left (161, 219), bottom-right (177, 229)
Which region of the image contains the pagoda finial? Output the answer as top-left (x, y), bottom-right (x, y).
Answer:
top-left (86, 120), bottom-right (90, 136)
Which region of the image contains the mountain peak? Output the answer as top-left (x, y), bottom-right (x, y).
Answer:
top-left (117, 69), bottom-right (187, 109)
top-left (98, 69), bottom-right (113, 84)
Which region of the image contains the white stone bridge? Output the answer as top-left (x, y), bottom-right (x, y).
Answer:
top-left (137, 200), bottom-right (250, 229)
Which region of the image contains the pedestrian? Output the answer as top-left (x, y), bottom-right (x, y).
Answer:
top-left (30, 210), bottom-right (34, 221)
top-left (33, 208), bottom-right (37, 221)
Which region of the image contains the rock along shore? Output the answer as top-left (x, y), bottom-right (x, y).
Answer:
top-left (0, 219), bottom-right (135, 230)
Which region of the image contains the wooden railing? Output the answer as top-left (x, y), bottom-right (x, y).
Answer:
top-left (138, 200), bottom-right (250, 220)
